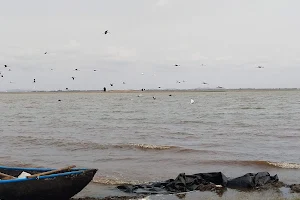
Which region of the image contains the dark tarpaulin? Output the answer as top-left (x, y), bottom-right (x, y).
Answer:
top-left (117, 172), bottom-right (279, 195)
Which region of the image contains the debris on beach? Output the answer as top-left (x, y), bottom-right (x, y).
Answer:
top-left (117, 172), bottom-right (280, 195)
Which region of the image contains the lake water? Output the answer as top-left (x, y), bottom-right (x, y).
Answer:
top-left (0, 90), bottom-right (300, 199)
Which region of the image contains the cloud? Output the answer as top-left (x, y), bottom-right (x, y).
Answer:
top-left (190, 52), bottom-right (209, 61)
top-left (215, 56), bottom-right (232, 61)
top-left (103, 46), bottom-right (138, 61)
top-left (156, 0), bottom-right (169, 7)
top-left (67, 40), bottom-right (80, 48)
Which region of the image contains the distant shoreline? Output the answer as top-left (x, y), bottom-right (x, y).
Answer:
top-left (0, 88), bottom-right (299, 94)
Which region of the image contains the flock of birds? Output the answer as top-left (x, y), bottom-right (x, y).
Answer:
top-left (0, 30), bottom-right (265, 98)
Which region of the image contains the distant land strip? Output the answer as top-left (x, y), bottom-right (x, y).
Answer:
top-left (0, 88), bottom-right (299, 94)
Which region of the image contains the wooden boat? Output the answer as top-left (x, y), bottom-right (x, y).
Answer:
top-left (0, 165), bottom-right (97, 200)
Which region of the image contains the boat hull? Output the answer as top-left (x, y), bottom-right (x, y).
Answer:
top-left (0, 167), bottom-right (97, 200)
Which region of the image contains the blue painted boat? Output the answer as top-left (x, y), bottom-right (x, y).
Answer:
top-left (0, 165), bottom-right (97, 200)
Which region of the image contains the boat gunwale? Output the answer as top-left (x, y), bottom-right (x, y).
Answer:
top-left (0, 168), bottom-right (96, 184)
top-left (0, 165), bottom-right (87, 171)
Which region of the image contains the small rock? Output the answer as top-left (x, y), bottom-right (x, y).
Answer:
top-left (290, 184), bottom-right (300, 193)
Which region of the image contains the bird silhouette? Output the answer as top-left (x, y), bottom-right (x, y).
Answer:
top-left (123, 82), bottom-right (126, 84)
top-left (110, 83), bottom-right (113, 86)
top-left (4, 65), bottom-right (7, 68)
top-left (203, 82), bottom-right (208, 85)
top-left (44, 52), bottom-right (47, 54)
top-left (174, 64), bottom-right (180, 67)
top-left (257, 66), bottom-right (264, 68)
top-left (33, 79), bottom-right (36, 83)
top-left (104, 30), bottom-right (110, 34)
top-left (72, 77), bottom-right (75, 80)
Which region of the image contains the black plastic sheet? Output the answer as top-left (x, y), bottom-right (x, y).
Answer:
top-left (117, 172), bottom-right (279, 194)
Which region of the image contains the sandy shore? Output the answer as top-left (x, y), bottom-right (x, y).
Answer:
top-left (71, 184), bottom-right (300, 200)
top-left (1, 88), bottom-right (299, 94)
top-left (72, 196), bottom-right (146, 200)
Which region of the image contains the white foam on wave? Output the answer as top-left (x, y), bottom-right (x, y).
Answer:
top-left (267, 161), bottom-right (300, 169)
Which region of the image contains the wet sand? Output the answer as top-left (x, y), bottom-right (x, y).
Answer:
top-left (71, 183), bottom-right (300, 200)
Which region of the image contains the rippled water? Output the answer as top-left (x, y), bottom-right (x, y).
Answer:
top-left (0, 90), bottom-right (300, 198)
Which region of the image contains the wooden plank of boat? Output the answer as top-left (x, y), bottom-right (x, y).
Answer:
top-left (0, 172), bottom-right (16, 180)
top-left (26, 165), bottom-right (76, 178)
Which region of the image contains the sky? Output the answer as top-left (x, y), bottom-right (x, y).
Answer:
top-left (1, 0), bottom-right (300, 91)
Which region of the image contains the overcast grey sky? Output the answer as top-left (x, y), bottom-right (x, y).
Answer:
top-left (1, 0), bottom-right (300, 91)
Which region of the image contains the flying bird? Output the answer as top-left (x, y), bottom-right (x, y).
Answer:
top-left (72, 77), bottom-right (75, 80)
top-left (33, 79), bottom-right (36, 83)
top-left (123, 82), bottom-right (126, 84)
top-left (190, 99), bottom-right (195, 104)
top-left (174, 64), bottom-right (180, 67)
top-left (153, 96), bottom-right (156, 100)
top-left (75, 69), bottom-right (79, 71)
top-left (4, 65), bottom-right (7, 68)
top-left (110, 83), bottom-right (113, 86)
top-left (44, 52), bottom-right (47, 54)
top-left (94, 69), bottom-right (97, 71)
top-left (257, 66), bottom-right (264, 68)
top-left (203, 82), bottom-right (208, 85)
top-left (104, 30), bottom-right (110, 34)
top-left (217, 86), bottom-right (223, 89)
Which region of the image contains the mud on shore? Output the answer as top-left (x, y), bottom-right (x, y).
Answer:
top-left (72, 183), bottom-right (300, 200)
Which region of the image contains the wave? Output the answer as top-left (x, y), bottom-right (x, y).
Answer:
top-left (266, 161), bottom-right (300, 169)
top-left (199, 160), bottom-right (300, 169)
top-left (240, 107), bottom-right (265, 110)
top-left (93, 177), bottom-right (143, 185)
top-left (122, 143), bottom-right (176, 150)
top-left (4, 135), bottom-right (178, 151)
top-left (0, 159), bottom-right (44, 168)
